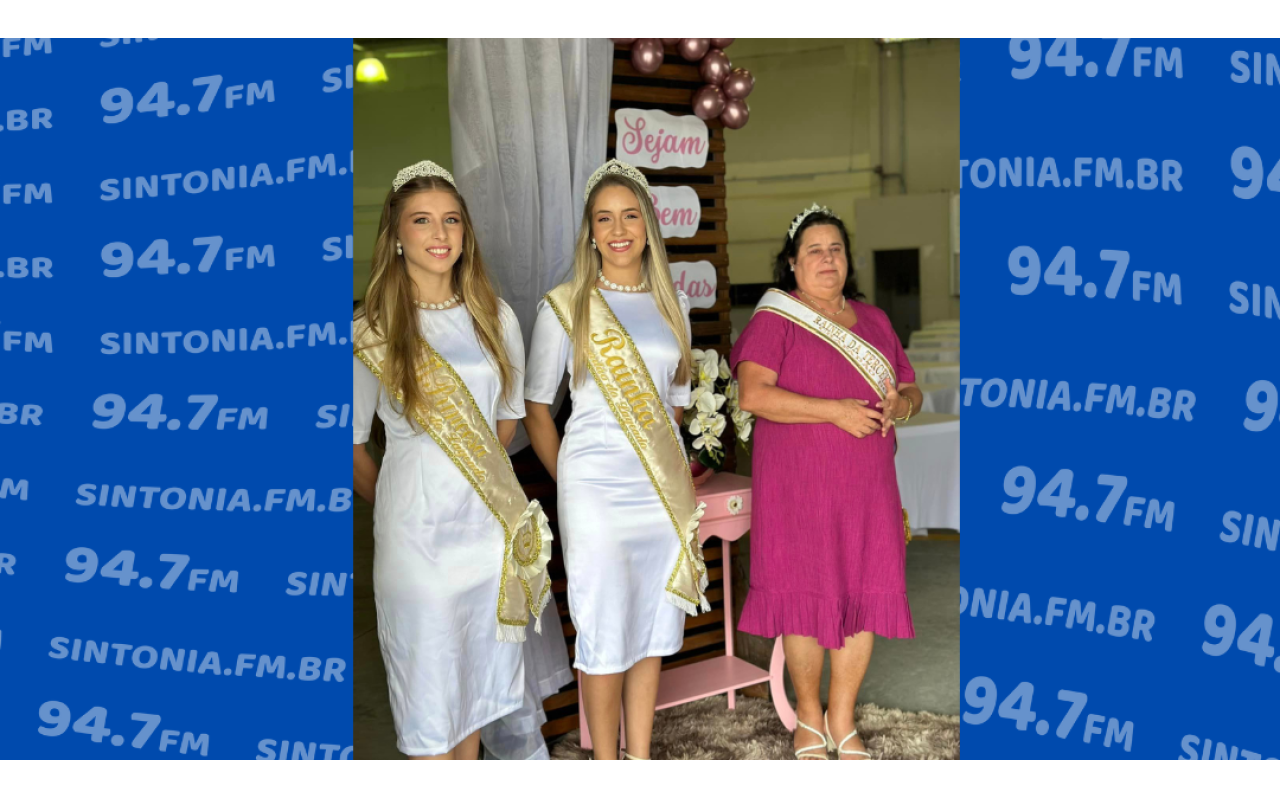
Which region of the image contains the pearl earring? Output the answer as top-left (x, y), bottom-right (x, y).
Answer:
top-left (591, 239), bottom-right (597, 250)
top-left (396, 242), bottom-right (403, 256)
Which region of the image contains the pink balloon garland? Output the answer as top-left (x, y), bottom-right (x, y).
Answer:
top-left (613, 38), bottom-right (753, 130)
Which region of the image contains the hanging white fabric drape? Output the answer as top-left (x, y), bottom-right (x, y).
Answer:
top-left (449, 36), bottom-right (610, 760)
top-left (449, 38), bottom-right (612, 448)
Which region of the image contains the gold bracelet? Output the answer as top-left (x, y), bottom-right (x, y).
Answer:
top-left (895, 396), bottom-right (913, 423)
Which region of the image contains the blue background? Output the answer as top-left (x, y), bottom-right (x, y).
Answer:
top-left (961, 39), bottom-right (1278, 758)
top-left (0, 38), bottom-right (352, 758)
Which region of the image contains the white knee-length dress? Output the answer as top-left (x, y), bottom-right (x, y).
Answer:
top-left (525, 288), bottom-right (692, 675)
top-left (353, 300), bottom-right (526, 757)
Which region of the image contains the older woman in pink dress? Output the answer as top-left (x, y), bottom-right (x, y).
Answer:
top-left (730, 206), bottom-right (922, 761)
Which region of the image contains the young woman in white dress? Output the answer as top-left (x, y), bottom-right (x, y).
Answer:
top-left (352, 161), bottom-right (540, 760)
top-left (525, 160), bottom-right (702, 759)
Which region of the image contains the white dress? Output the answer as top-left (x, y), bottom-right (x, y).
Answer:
top-left (353, 300), bottom-right (527, 757)
top-left (525, 288), bottom-right (692, 675)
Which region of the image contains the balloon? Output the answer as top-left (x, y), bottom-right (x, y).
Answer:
top-left (611, 38), bottom-right (635, 44)
top-left (721, 99), bottom-right (749, 129)
top-left (723, 67), bottom-right (754, 99)
top-left (699, 49), bottom-right (731, 85)
top-left (662, 38), bottom-right (681, 45)
top-left (711, 38), bottom-right (735, 49)
top-left (677, 38), bottom-right (710, 61)
top-left (692, 84), bottom-right (726, 120)
top-left (630, 39), bottom-right (664, 74)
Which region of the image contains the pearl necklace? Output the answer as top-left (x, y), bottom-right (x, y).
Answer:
top-left (597, 269), bottom-right (647, 293)
top-left (799, 289), bottom-right (846, 317)
top-left (415, 294), bottom-right (460, 310)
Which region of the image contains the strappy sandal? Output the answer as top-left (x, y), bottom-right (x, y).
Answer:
top-left (623, 752), bottom-right (649, 760)
top-left (824, 712), bottom-right (871, 760)
top-left (793, 718), bottom-right (830, 760)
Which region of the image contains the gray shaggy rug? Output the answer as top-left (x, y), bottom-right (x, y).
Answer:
top-left (549, 695), bottom-right (959, 760)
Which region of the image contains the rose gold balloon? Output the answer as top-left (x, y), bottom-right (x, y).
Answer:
top-left (721, 98), bottom-right (749, 129)
top-left (662, 38), bottom-right (681, 45)
top-left (711, 38), bottom-right (735, 49)
top-left (630, 39), bottom-right (664, 74)
top-left (692, 84), bottom-right (726, 120)
top-left (611, 38), bottom-right (635, 44)
top-left (677, 38), bottom-right (710, 61)
top-left (699, 49), bottom-right (731, 85)
top-left (722, 67), bottom-right (754, 99)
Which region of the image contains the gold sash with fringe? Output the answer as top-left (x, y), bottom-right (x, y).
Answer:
top-left (751, 289), bottom-right (912, 544)
top-left (544, 285), bottom-right (710, 615)
top-left (354, 317), bottom-right (553, 641)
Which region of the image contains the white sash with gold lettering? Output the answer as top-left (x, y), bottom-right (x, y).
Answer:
top-left (752, 288), bottom-right (897, 398)
top-left (354, 318), bottom-right (553, 642)
top-left (544, 286), bottom-right (711, 616)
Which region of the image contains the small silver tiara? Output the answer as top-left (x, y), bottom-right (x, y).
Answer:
top-left (788, 203), bottom-right (837, 240)
top-left (392, 160), bottom-right (456, 192)
top-left (584, 159), bottom-right (650, 202)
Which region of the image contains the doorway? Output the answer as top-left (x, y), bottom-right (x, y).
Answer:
top-left (872, 248), bottom-right (921, 348)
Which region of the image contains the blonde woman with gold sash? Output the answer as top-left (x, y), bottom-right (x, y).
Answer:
top-left (352, 161), bottom-right (552, 760)
top-left (525, 160), bottom-right (708, 760)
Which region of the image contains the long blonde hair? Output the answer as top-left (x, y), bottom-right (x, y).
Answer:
top-left (356, 176), bottom-right (514, 427)
top-left (568, 174), bottom-right (692, 388)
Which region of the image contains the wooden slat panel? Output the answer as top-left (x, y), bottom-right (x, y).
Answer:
top-left (682, 607), bottom-right (725, 631)
top-left (692, 319), bottom-right (732, 338)
top-left (612, 57), bottom-right (703, 83)
top-left (543, 688), bottom-right (578, 712)
top-left (670, 253), bottom-right (727, 268)
top-left (541, 715), bottom-right (580, 738)
top-left (665, 228), bottom-right (728, 246)
top-left (638, 162), bottom-right (726, 178)
top-left (611, 83), bottom-right (694, 106)
top-left (682, 628), bottom-right (727, 651)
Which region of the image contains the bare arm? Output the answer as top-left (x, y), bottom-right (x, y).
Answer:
top-left (738, 360), bottom-right (885, 439)
top-left (496, 419), bottom-right (518, 449)
top-left (524, 401), bottom-right (561, 481)
top-left (674, 406), bottom-right (684, 427)
top-left (353, 443), bottom-right (378, 505)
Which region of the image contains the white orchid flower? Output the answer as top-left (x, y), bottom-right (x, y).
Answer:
top-left (699, 351), bottom-right (720, 386)
top-left (736, 419), bottom-right (753, 441)
top-left (695, 387), bottom-right (719, 414)
top-left (719, 358), bottom-right (732, 380)
top-left (708, 413), bottom-right (727, 437)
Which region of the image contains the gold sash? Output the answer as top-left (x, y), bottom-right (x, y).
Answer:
top-left (751, 289), bottom-right (912, 544)
top-left (544, 285), bottom-right (710, 616)
top-left (354, 317), bottom-right (553, 641)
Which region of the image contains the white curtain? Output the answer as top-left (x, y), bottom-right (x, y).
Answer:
top-left (449, 35), bottom-right (612, 372)
top-left (449, 37), bottom-right (610, 759)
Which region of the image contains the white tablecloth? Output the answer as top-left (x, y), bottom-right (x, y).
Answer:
top-left (894, 412), bottom-right (960, 532)
top-left (914, 362), bottom-right (960, 388)
top-left (917, 382), bottom-right (960, 416)
top-left (906, 347), bottom-right (960, 362)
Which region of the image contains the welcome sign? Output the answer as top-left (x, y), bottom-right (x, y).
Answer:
top-left (614, 108), bottom-right (709, 170)
top-left (649, 185), bottom-right (701, 239)
top-left (671, 260), bottom-right (717, 309)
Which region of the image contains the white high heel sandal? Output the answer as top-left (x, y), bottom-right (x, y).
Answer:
top-left (623, 752), bottom-right (649, 760)
top-left (793, 718), bottom-right (830, 760)
top-left (824, 711), bottom-right (871, 760)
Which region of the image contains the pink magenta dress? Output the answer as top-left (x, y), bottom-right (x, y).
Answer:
top-left (729, 297), bottom-right (916, 649)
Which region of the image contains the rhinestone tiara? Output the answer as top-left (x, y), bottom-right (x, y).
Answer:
top-left (392, 160), bottom-right (456, 192)
top-left (788, 203), bottom-right (838, 241)
top-left (584, 159), bottom-right (650, 202)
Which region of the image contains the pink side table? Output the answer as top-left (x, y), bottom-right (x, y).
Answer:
top-left (577, 471), bottom-right (771, 751)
